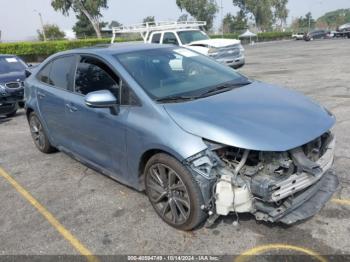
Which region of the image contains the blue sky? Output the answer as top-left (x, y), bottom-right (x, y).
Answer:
top-left (0, 0), bottom-right (349, 41)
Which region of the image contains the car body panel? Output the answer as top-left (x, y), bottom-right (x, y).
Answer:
top-left (188, 38), bottom-right (241, 48)
top-left (63, 91), bottom-right (130, 180)
top-left (24, 43), bottom-right (337, 225)
top-left (36, 83), bottom-right (70, 146)
top-left (164, 81), bottom-right (335, 151)
top-left (0, 71), bottom-right (26, 84)
top-left (25, 45), bottom-right (208, 190)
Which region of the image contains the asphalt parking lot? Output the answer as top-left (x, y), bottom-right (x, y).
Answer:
top-left (1, 39), bottom-right (350, 259)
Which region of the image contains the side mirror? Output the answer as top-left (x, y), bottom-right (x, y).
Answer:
top-left (85, 90), bottom-right (119, 114)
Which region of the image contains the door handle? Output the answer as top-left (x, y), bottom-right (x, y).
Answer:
top-left (37, 91), bottom-right (46, 99)
top-left (66, 103), bottom-right (78, 112)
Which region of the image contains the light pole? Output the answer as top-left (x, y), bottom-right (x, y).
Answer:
top-left (221, 0), bottom-right (224, 37)
top-left (34, 9), bottom-right (47, 42)
top-left (308, 1), bottom-right (323, 32)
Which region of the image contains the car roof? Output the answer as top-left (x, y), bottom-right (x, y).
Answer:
top-left (60, 42), bottom-right (171, 57)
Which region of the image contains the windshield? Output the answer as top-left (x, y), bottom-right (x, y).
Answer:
top-left (115, 47), bottom-right (249, 101)
top-left (177, 30), bottom-right (209, 45)
top-left (0, 56), bottom-right (26, 75)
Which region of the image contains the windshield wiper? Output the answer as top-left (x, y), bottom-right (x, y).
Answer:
top-left (156, 81), bottom-right (251, 103)
top-left (156, 95), bottom-right (195, 103)
top-left (196, 81), bottom-right (251, 98)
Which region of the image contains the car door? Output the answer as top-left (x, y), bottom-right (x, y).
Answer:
top-left (64, 55), bottom-right (130, 180)
top-left (35, 55), bottom-right (77, 148)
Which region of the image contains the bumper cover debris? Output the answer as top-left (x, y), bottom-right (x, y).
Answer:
top-left (278, 170), bottom-right (338, 224)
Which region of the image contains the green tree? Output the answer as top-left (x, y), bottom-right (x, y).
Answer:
top-left (317, 8), bottom-right (350, 29)
top-left (73, 12), bottom-right (107, 38)
top-left (37, 24), bottom-right (66, 41)
top-left (109, 20), bottom-right (122, 29)
top-left (178, 14), bottom-right (189, 22)
top-left (176, 0), bottom-right (218, 31)
top-left (292, 12), bottom-right (316, 32)
top-left (222, 11), bottom-right (248, 33)
top-left (232, 0), bottom-right (288, 31)
top-left (51, 0), bottom-right (108, 38)
top-left (143, 16), bottom-right (156, 25)
top-left (272, 0), bottom-right (289, 28)
top-left (305, 12), bottom-right (316, 31)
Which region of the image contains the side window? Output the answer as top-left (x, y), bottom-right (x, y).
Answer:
top-left (74, 57), bottom-right (120, 98)
top-left (162, 33), bottom-right (179, 45)
top-left (120, 81), bottom-right (140, 106)
top-left (37, 62), bottom-right (53, 85)
top-left (151, 33), bottom-right (161, 44)
top-left (49, 56), bottom-right (76, 90)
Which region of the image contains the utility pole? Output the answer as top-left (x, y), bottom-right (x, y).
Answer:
top-left (221, 0), bottom-right (224, 37)
top-left (308, 1), bottom-right (323, 32)
top-left (34, 9), bottom-right (47, 42)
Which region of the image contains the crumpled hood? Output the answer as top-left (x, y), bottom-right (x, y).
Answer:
top-left (188, 38), bottom-right (241, 48)
top-left (0, 71), bottom-right (25, 85)
top-left (164, 82), bottom-right (335, 151)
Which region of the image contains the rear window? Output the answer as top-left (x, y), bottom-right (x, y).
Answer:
top-left (37, 62), bottom-right (53, 85)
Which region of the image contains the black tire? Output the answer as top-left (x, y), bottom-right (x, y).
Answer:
top-left (28, 112), bottom-right (56, 153)
top-left (145, 153), bottom-right (207, 230)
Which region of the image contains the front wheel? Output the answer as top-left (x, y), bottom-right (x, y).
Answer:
top-left (145, 153), bottom-right (207, 230)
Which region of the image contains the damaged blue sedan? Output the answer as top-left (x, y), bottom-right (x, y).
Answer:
top-left (24, 43), bottom-right (338, 230)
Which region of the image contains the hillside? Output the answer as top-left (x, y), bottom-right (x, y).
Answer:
top-left (317, 8), bottom-right (350, 28)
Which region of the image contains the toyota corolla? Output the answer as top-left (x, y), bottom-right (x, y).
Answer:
top-left (24, 43), bottom-right (338, 230)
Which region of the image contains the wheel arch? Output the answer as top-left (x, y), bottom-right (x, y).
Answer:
top-left (25, 107), bottom-right (34, 120)
top-left (138, 148), bottom-right (184, 190)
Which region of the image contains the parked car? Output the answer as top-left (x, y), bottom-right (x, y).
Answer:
top-left (0, 55), bottom-right (27, 117)
top-left (303, 30), bottom-right (327, 41)
top-left (326, 31), bottom-right (337, 38)
top-left (25, 43), bottom-right (338, 230)
top-left (111, 21), bottom-right (245, 69)
top-left (334, 23), bottom-right (350, 38)
top-left (292, 32), bottom-right (304, 40)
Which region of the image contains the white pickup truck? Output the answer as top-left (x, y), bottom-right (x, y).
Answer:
top-left (111, 21), bottom-right (245, 69)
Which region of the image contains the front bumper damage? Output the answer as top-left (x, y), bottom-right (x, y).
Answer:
top-left (185, 132), bottom-right (338, 226)
top-left (266, 170), bottom-right (338, 224)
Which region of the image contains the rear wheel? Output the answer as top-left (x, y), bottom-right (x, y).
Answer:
top-left (145, 153), bottom-right (207, 230)
top-left (29, 112), bottom-right (56, 153)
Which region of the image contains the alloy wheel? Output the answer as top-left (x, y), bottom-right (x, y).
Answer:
top-left (146, 163), bottom-right (191, 225)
